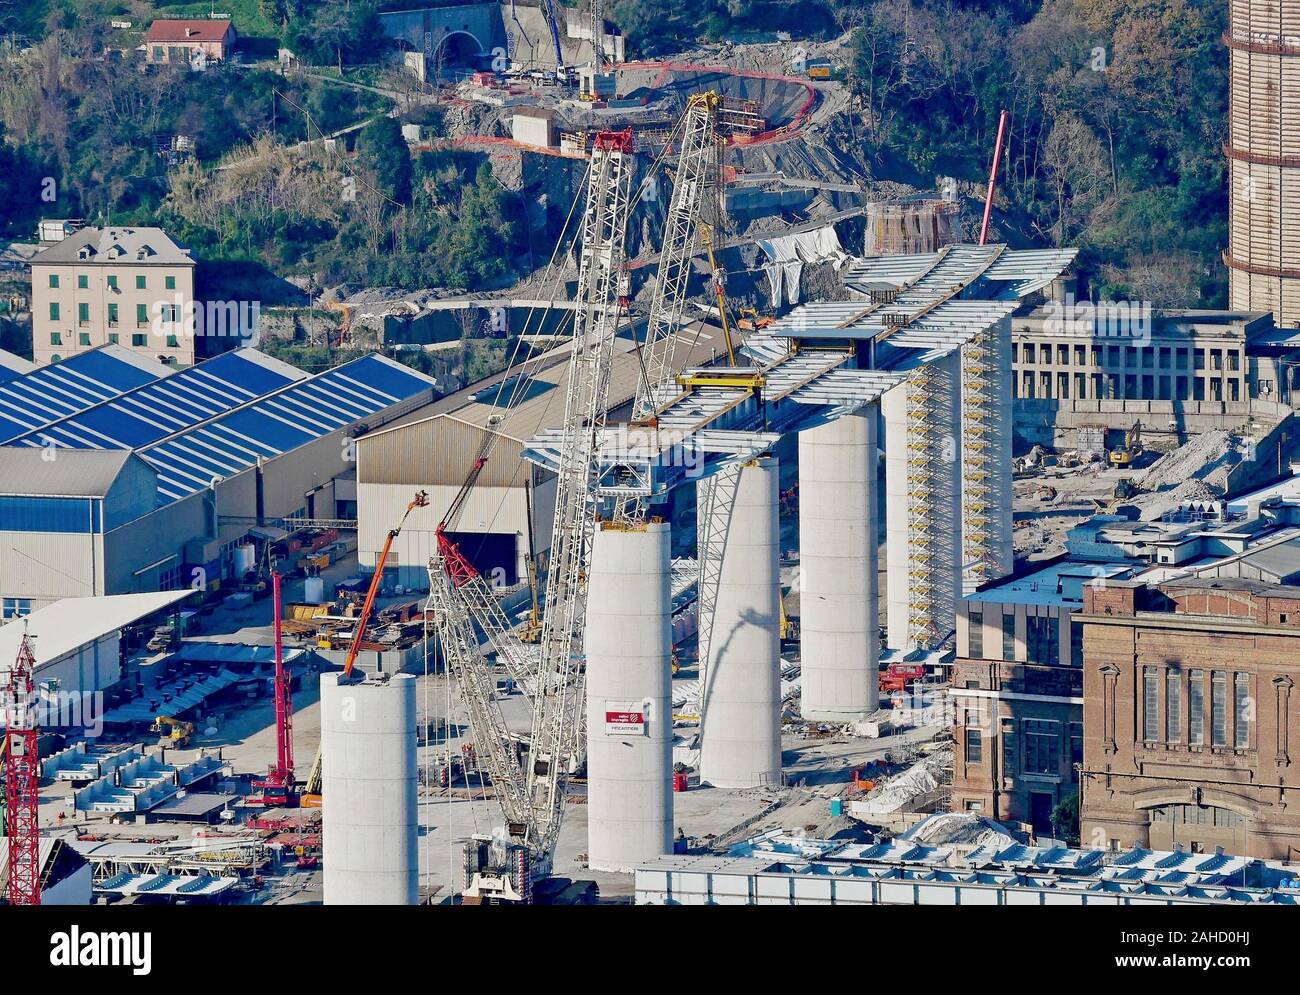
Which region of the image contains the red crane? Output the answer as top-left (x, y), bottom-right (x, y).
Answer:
top-left (252, 571), bottom-right (295, 806)
top-left (979, 109), bottom-right (1010, 247)
top-left (4, 632), bottom-right (41, 906)
top-left (342, 490), bottom-right (429, 679)
top-left (299, 489), bottom-right (430, 807)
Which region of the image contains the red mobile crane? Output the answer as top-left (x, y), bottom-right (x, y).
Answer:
top-left (342, 490), bottom-right (429, 680)
top-left (299, 490), bottom-right (429, 807)
top-left (4, 632), bottom-right (41, 905)
top-left (251, 571), bottom-right (296, 807)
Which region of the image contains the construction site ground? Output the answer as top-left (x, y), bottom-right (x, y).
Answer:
top-left (1012, 430), bottom-right (1251, 561)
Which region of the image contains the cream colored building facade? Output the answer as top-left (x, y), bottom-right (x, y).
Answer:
top-left (29, 226), bottom-right (197, 367)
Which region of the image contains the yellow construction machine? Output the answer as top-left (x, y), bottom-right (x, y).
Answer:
top-left (153, 715), bottom-right (194, 747)
top-left (1109, 421), bottom-right (1143, 467)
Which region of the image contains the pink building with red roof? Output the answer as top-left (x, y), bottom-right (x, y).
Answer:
top-left (144, 19), bottom-right (236, 65)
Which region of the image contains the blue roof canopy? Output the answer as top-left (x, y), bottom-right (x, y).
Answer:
top-left (138, 354), bottom-right (436, 504)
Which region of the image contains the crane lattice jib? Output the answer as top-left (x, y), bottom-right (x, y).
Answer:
top-left (526, 130), bottom-right (635, 859)
top-left (434, 428), bottom-right (537, 699)
top-left (426, 561), bottom-right (531, 828)
top-left (4, 633), bottom-right (41, 905)
top-left (633, 92), bottom-right (719, 422)
top-left (541, 0), bottom-right (566, 73)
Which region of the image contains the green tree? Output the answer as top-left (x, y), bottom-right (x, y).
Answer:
top-left (355, 117), bottom-right (413, 206)
top-left (1051, 792), bottom-right (1080, 846)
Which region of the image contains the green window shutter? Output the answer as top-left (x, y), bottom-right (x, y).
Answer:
top-left (48, 273), bottom-right (58, 288)
top-left (108, 303), bottom-right (118, 324)
top-left (50, 332), bottom-right (61, 345)
top-left (78, 274), bottom-right (88, 289)
top-left (132, 333), bottom-right (147, 347)
top-left (136, 275), bottom-right (146, 290)
top-left (165, 275), bottom-right (176, 290)
top-left (78, 332), bottom-right (90, 346)
top-left (107, 275), bottom-right (117, 289)
top-left (49, 302), bottom-right (59, 321)
top-left (136, 303), bottom-right (148, 324)
top-left (108, 333), bottom-right (119, 344)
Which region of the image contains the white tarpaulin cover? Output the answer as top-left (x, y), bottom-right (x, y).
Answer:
top-left (757, 226), bottom-right (849, 307)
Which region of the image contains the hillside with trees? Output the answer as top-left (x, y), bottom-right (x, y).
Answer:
top-left (837, 0), bottom-right (1227, 306)
top-left (0, 0), bottom-right (1234, 314)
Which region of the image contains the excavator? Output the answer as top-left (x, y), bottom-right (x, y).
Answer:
top-left (153, 715), bottom-right (194, 748)
top-left (299, 489), bottom-right (429, 807)
top-left (1109, 420), bottom-right (1143, 467)
top-left (736, 306), bottom-right (775, 333)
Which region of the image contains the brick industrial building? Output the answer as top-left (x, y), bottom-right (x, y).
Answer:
top-left (1078, 578), bottom-right (1300, 860)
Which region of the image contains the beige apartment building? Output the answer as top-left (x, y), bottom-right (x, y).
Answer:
top-left (29, 226), bottom-right (197, 367)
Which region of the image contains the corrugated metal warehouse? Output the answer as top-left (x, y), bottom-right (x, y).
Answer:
top-left (0, 348), bottom-right (437, 612)
top-left (356, 322), bottom-right (729, 588)
top-left (0, 590), bottom-right (192, 693)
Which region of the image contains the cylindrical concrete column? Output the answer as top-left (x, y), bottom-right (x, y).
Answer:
top-left (699, 457), bottom-right (782, 788)
top-left (584, 520), bottom-right (673, 872)
top-left (321, 671), bottom-right (418, 905)
top-left (799, 410), bottom-right (879, 720)
top-left (884, 350), bottom-right (961, 652)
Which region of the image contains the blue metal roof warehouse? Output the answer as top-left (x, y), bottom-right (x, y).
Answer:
top-left (1, 350), bottom-right (437, 506)
top-left (139, 354), bottom-right (435, 504)
top-left (0, 349), bottom-right (438, 612)
top-left (5, 348), bottom-right (303, 452)
top-left (0, 344), bottom-right (167, 444)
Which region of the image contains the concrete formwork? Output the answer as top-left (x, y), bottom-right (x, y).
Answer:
top-left (884, 350), bottom-right (961, 652)
top-left (699, 456), bottom-right (783, 788)
top-left (798, 409), bottom-right (880, 721)
top-left (584, 520), bottom-right (674, 872)
top-left (320, 671), bottom-right (418, 905)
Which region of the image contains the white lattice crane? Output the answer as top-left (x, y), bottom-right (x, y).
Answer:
top-left (427, 128), bottom-right (637, 893)
top-left (631, 91), bottom-right (721, 423)
top-left (524, 128), bottom-right (635, 860)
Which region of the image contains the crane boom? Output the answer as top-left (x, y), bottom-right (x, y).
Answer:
top-left (429, 128), bottom-right (640, 890)
top-left (426, 562), bottom-right (531, 825)
top-left (632, 92), bottom-right (720, 422)
top-left (302, 490), bottom-right (429, 804)
top-left (4, 631), bottom-right (41, 905)
top-left (342, 490), bottom-right (429, 680)
top-left (526, 128), bottom-right (635, 860)
top-left (541, 0), bottom-right (568, 81)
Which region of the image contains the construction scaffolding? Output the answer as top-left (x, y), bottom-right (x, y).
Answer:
top-left (905, 363), bottom-right (954, 649)
top-left (717, 96), bottom-right (765, 137)
top-left (864, 201), bottom-right (956, 258)
top-left (960, 327), bottom-right (999, 593)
